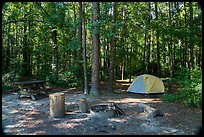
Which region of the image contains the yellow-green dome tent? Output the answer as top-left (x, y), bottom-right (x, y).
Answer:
top-left (127, 74), bottom-right (165, 94)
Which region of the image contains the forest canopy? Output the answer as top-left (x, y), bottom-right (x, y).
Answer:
top-left (2, 2), bottom-right (202, 102)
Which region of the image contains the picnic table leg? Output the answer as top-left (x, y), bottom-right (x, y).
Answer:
top-left (18, 88), bottom-right (24, 99)
top-left (18, 93), bottom-right (21, 99)
top-left (26, 87), bottom-right (36, 101)
top-left (30, 94), bottom-right (36, 101)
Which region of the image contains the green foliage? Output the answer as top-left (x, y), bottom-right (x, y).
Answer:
top-left (163, 67), bottom-right (202, 108)
top-left (163, 94), bottom-right (180, 102)
top-left (69, 39), bottom-right (80, 52)
top-left (2, 2), bottom-right (202, 94)
top-left (48, 71), bottom-right (78, 88)
top-left (48, 62), bottom-right (83, 88)
top-left (2, 71), bottom-right (20, 86)
top-left (2, 71), bottom-right (20, 93)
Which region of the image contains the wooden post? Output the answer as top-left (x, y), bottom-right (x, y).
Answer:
top-left (49, 92), bottom-right (65, 118)
top-left (78, 98), bottom-right (88, 113)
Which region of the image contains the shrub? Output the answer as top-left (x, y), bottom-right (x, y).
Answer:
top-left (167, 66), bottom-right (202, 108)
top-left (48, 71), bottom-right (78, 88)
top-left (2, 71), bottom-right (20, 86)
top-left (163, 93), bottom-right (180, 102)
top-left (2, 71), bottom-right (20, 93)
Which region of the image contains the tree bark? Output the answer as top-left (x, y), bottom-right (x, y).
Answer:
top-left (183, 2), bottom-right (187, 67)
top-left (168, 2), bottom-right (173, 92)
top-left (107, 2), bottom-right (117, 93)
top-left (78, 98), bottom-right (88, 113)
top-left (155, 2), bottom-right (160, 77)
top-left (82, 2), bottom-right (88, 95)
top-left (52, 29), bottom-right (58, 81)
top-left (73, 3), bottom-right (77, 62)
top-left (121, 3), bottom-right (127, 80)
top-left (189, 2), bottom-right (194, 70)
top-left (78, 2), bottom-right (83, 61)
top-left (5, 23), bottom-right (11, 73)
top-left (27, 17), bottom-right (32, 78)
top-left (49, 92), bottom-right (65, 118)
top-left (147, 2), bottom-right (151, 74)
top-left (22, 10), bottom-right (29, 80)
top-left (91, 2), bottom-right (101, 96)
top-left (143, 32), bottom-right (147, 73)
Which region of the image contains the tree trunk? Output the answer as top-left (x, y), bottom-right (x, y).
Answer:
top-left (147, 2), bottom-right (151, 74)
top-left (5, 23), bottom-right (11, 73)
top-left (168, 2), bottom-right (173, 92)
top-left (22, 11), bottom-right (29, 80)
top-left (189, 2), bottom-right (194, 70)
top-left (107, 2), bottom-right (117, 93)
top-left (49, 92), bottom-right (65, 118)
top-left (78, 2), bottom-right (82, 61)
top-left (91, 2), bottom-right (101, 96)
top-left (183, 2), bottom-right (187, 67)
top-left (78, 98), bottom-right (88, 113)
top-left (52, 29), bottom-right (58, 81)
top-left (143, 32), bottom-right (147, 73)
top-left (155, 2), bottom-right (160, 77)
top-left (73, 3), bottom-right (77, 62)
top-left (129, 46), bottom-right (132, 82)
top-left (121, 3), bottom-right (127, 80)
top-left (82, 2), bottom-right (88, 95)
top-left (27, 18), bottom-right (32, 79)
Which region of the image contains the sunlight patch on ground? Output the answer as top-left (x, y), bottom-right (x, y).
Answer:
top-left (65, 109), bottom-right (80, 114)
top-left (108, 98), bottom-right (162, 104)
top-left (9, 109), bottom-right (20, 114)
top-left (18, 119), bottom-right (44, 128)
top-left (121, 83), bottom-right (131, 86)
top-left (23, 130), bottom-right (46, 135)
top-left (108, 118), bottom-right (128, 123)
top-left (4, 128), bottom-right (24, 135)
top-left (52, 122), bottom-right (80, 129)
top-left (69, 117), bottom-right (90, 122)
top-left (116, 79), bottom-right (133, 82)
top-left (5, 123), bottom-right (22, 128)
top-left (164, 112), bottom-right (171, 116)
top-left (25, 110), bottom-right (40, 115)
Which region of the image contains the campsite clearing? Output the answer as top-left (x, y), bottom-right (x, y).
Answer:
top-left (2, 81), bottom-right (202, 135)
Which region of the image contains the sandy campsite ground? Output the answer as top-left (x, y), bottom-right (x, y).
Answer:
top-left (2, 82), bottom-right (202, 135)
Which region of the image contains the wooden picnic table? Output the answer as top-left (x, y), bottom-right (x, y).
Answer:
top-left (14, 80), bottom-right (50, 100)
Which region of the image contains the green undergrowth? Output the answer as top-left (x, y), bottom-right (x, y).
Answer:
top-left (162, 66), bottom-right (202, 108)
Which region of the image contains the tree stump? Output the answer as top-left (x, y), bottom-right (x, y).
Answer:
top-left (49, 92), bottom-right (65, 118)
top-left (78, 98), bottom-right (88, 113)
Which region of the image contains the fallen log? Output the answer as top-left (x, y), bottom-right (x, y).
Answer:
top-left (137, 103), bottom-right (164, 117)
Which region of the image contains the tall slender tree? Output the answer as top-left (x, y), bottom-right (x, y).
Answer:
top-left (82, 2), bottom-right (88, 95)
top-left (189, 2), bottom-right (194, 70)
top-left (155, 2), bottom-right (160, 77)
top-left (51, 29), bottom-right (58, 81)
top-left (107, 2), bottom-right (117, 93)
top-left (91, 2), bottom-right (101, 96)
top-left (78, 2), bottom-right (82, 61)
top-left (147, 2), bottom-right (151, 74)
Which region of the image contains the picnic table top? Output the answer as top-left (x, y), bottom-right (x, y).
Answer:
top-left (14, 80), bottom-right (49, 85)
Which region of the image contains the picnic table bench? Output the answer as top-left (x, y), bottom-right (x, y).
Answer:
top-left (14, 80), bottom-right (50, 101)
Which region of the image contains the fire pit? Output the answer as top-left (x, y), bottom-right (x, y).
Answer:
top-left (89, 104), bottom-right (115, 118)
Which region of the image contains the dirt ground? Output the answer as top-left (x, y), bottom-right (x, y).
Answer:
top-left (2, 81), bottom-right (202, 135)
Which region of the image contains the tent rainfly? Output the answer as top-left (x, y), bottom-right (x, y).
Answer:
top-left (127, 74), bottom-right (165, 94)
